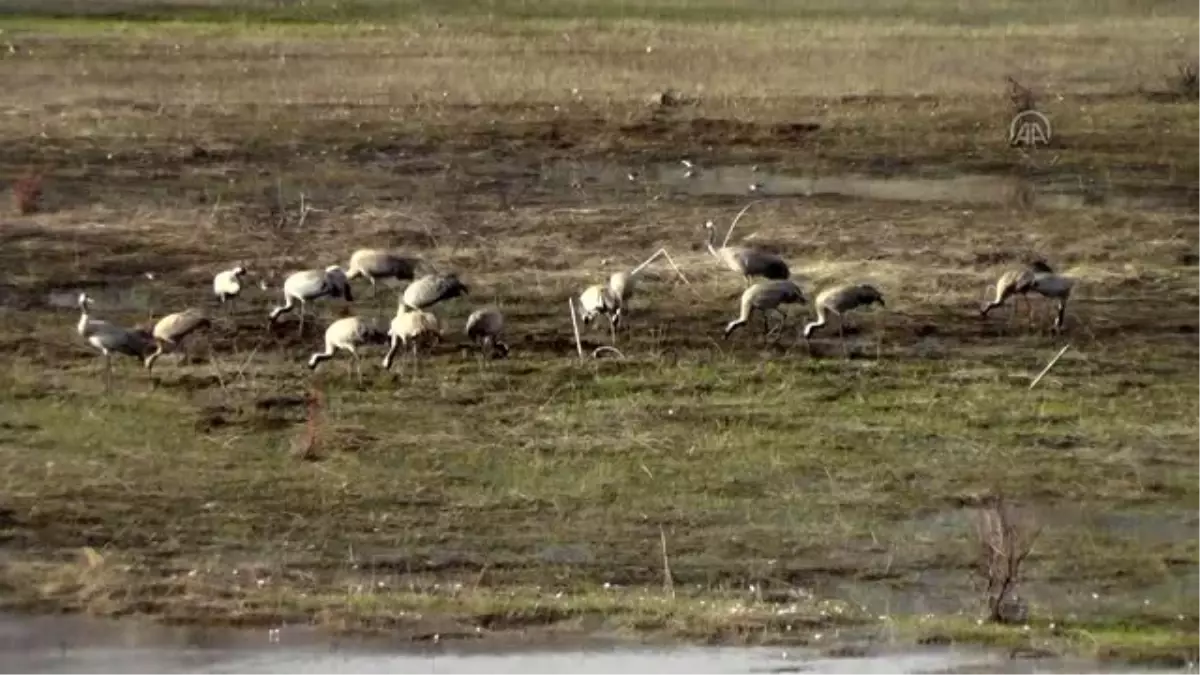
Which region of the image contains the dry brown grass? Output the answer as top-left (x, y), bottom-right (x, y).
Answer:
top-left (0, 3), bottom-right (1195, 664)
top-left (10, 172), bottom-right (42, 215)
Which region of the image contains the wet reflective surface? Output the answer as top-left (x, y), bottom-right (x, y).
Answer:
top-left (539, 160), bottom-right (1197, 212)
top-left (0, 614), bottom-right (1181, 674)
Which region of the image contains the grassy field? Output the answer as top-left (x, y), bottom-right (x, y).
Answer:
top-left (0, 0), bottom-right (1197, 666)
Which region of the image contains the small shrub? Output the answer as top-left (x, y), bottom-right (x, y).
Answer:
top-left (12, 172), bottom-right (42, 214)
top-left (293, 386), bottom-right (326, 461)
top-left (1005, 76), bottom-right (1036, 114)
top-left (973, 493), bottom-right (1041, 624)
top-left (1171, 61), bottom-right (1198, 99)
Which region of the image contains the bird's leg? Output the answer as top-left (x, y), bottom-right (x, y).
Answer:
top-left (838, 316), bottom-right (850, 359)
top-left (104, 355), bottom-right (113, 393)
top-left (352, 352), bottom-right (363, 388)
top-left (608, 316), bottom-right (617, 344)
top-left (298, 307), bottom-right (306, 337)
top-left (773, 308), bottom-right (789, 341)
top-left (1054, 299), bottom-right (1067, 333)
top-left (772, 309), bottom-right (789, 339)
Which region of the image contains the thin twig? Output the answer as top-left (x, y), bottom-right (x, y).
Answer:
top-left (630, 247), bottom-right (691, 287)
top-left (568, 298), bottom-right (583, 359)
top-left (592, 346), bottom-right (625, 360)
top-left (233, 341), bottom-right (263, 381)
top-left (1029, 344), bottom-right (1071, 390)
top-left (658, 249), bottom-right (691, 285)
top-left (630, 248), bottom-right (666, 276)
top-left (659, 526), bottom-right (675, 599)
top-left (722, 199), bottom-right (766, 248)
top-left (208, 345), bottom-right (230, 397)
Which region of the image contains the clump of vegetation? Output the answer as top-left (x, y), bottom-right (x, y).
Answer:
top-left (974, 494), bottom-right (1041, 624)
top-left (11, 172), bottom-right (42, 215)
top-left (293, 386), bottom-right (326, 461)
top-left (1170, 61), bottom-right (1198, 99)
top-left (1005, 76), bottom-right (1037, 113)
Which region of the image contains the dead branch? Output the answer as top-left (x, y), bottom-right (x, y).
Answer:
top-left (973, 493), bottom-right (1042, 623)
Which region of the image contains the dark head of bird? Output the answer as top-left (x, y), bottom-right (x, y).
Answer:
top-left (859, 284), bottom-right (886, 308)
top-left (783, 281), bottom-right (807, 304)
top-left (438, 274), bottom-right (469, 302)
top-left (1027, 260), bottom-right (1054, 274)
top-left (493, 341), bottom-right (511, 359)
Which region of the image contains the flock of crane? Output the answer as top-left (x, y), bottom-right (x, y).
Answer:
top-left (72, 203), bottom-right (1077, 388)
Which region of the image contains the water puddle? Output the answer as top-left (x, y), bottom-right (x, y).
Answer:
top-left (0, 613), bottom-right (1137, 674)
top-left (544, 160), bottom-right (1196, 212)
top-left (660, 165), bottom-right (1195, 212)
top-left (45, 285), bottom-right (156, 313)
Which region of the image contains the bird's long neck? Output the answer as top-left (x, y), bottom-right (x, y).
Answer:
top-left (77, 304), bottom-right (91, 335)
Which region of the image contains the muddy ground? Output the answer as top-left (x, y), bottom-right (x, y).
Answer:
top-left (0, 2), bottom-right (1197, 667)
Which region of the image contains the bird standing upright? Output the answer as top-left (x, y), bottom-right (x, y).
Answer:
top-left (75, 293), bottom-right (155, 391)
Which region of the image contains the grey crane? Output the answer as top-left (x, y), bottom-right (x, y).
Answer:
top-left (307, 315), bottom-right (388, 385)
top-left (703, 221), bottom-right (790, 285)
top-left (464, 307), bottom-right (510, 359)
top-left (212, 265), bottom-right (248, 310)
top-left (399, 273), bottom-right (469, 312)
top-left (578, 274), bottom-right (628, 343)
top-left (803, 283), bottom-right (887, 346)
top-left (144, 308), bottom-right (213, 373)
top-left (979, 261), bottom-right (1051, 322)
top-left (723, 279), bottom-right (808, 340)
top-left (268, 265), bottom-right (353, 335)
top-left (383, 306), bottom-right (442, 374)
top-left (345, 249), bottom-right (421, 300)
top-left (980, 260), bottom-right (1075, 331)
top-left (75, 293), bottom-right (155, 391)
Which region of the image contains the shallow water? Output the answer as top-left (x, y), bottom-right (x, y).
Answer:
top-left (0, 613), bottom-right (1155, 674)
top-left (548, 159), bottom-right (1195, 212)
top-left (658, 164), bottom-right (1193, 212)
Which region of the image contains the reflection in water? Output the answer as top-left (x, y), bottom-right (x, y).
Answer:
top-left (0, 613), bottom-right (1162, 675)
top-left (540, 159), bottom-right (1195, 213)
